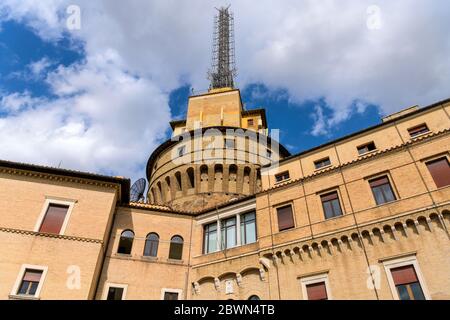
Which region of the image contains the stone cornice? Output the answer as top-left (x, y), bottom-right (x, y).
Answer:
top-left (0, 226), bottom-right (103, 244)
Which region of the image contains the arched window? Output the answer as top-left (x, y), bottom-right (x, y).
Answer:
top-left (248, 295), bottom-right (260, 300)
top-left (169, 235), bottom-right (184, 260)
top-left (187, 167), bottom-right (195, 188)
top-left (175, 172), bottom-right (182, 190)
top-left (144, 233), bottom-right (159, 257)
top-left (118, 230), bottom-right (134, 254)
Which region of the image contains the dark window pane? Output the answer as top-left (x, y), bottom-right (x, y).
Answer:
top-left (410, 282), bottom-right (425, 300)
top-left (18, 281), bottom-right (30, 295)
top-left (370, 176), bottom-right (396, 205)
top-left (118, 230), bottom-right (134, 254)
top-left (321, 192), bottom-right (343, 219)
top-left (248, 295), bottom-right (260, 300)
top-left (107, 287), bottom-right (124, 300)
top-left (169, 236), bottom-right (183, 259)
top-left (408, 124), bottom-right (429, 137)
top-left (144, 233), bottom-right (159, 257)
top-left (396, 285), bottom-right (411, 300)
top-left (314, 158), bottom-right (331, 169)
top-left (164, 292), bottom-right (179, 300)
top-left (29, 282), bottom-right (39, 295)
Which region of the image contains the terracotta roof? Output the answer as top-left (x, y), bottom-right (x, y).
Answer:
top-left (0, 159), bottom-right (130, 204)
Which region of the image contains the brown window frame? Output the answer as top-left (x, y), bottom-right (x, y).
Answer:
top-left (275, 171), bottom-right (290, 183)
top-left (276, 204), bottom-right (295, 231)
top-left (314, 157), bottom-right (331, 170)
top-left (357, 141), bottom-right (377, 155)
top-left (369, 175), bottom-right (397, 205)
top-left (407, 123), bottom-right (429, 138)
top-left (320, 191), bottom-right (343, 219)
top-left (425, 157), bottom-right (450, 188)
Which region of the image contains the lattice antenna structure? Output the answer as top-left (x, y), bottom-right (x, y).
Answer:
top-left (208, 6), bottom-right (237, 89)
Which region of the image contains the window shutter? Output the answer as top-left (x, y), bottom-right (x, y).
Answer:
top-left (321, 192), bottom-right (338, 202)
top-left (277, 205), bottom-right (294, 231)
top-left (39, 204), bottom-right (69, 234)
top-left (23, 270), bottom-right (42, 282)
top-left (369, 176), bottom-right (390, 187)
top-left (391, 265), bottom-right (419, 285)
top-left (426, 158), bottom-right (450, 188)
top-left (306, 282), bottom-right (328, 300)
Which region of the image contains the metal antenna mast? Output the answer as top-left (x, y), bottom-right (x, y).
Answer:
top-left (208, 6), bottom-right (237, 89)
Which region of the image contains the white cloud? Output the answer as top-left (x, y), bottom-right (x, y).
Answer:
top-left (0, 0), bottom-right (449, 177)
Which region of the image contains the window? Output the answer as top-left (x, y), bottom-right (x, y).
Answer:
top-left (203, 222), bottom-right (217, 254)
top-left (187, 167), bottom-right (195, 188)
top-left (164, 292), bottom-right (179, 300)
top-left (300, 273), bottom-right (332, 300)
top-left (107, 287), bottom-right (125, 300)
top-left (225, 138), bottom-right (235, 149)
top-left (248, 295), bottom-right (260, 300)
top-left (118, 230), bottom-right (134, 254)
top-left (426, 157), bottom-right (450, 188)
top-left (38, 203), bottom-right (69, 234)
top-left (221, 217), bottom-right (237, 249)
top-left (177, 145), bottom-right (186, 157)
top-left (369, 176), bottom-right (396, 205)
top-left (275, 171), bottom-right (290, 183)
top-left (390, 265), bottom-right (425, 300)
top-left (161, 289), bottom-right (182, 300)
top-left (306, 282), bottom-right (328, 300)
top-left (276, 205), bottom-right (295, 231)
top-left (357, 141), bottom-right (376, 155)
top-left (143, 233), bottom-right (159, 257)
top-left (321, 191), bottom-right (343, 219)
top-left (240, 211), bottom-right (257, 245)
top-left (247, 119), bottom-right (254, 126)
top-left (266, 149), bottom-right (272, 158)
top-left (103, 283), bottom-right (127, 300)
top-left (169, 235), bottom-right (183, 260)
top-left (408, 124), bottom-right (429, 137)
top-left (17, 269), bottom-right (43, 296)
top-left (314, 157), bottom-right (331, 170)
top-left (11, 265), bottom-right (48, 299)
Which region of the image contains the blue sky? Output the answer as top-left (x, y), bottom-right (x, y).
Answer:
top-left (0, 1), bottom-right (449, 182)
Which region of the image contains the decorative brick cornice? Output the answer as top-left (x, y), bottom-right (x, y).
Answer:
top-left (0, 226), bottom-right (103, 244)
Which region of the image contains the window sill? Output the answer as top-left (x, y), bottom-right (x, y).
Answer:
top-left (201, 241), bottom-right (259, 256)
top-left (114, 253), bottom-right (132, 258)
top-left (141, 256), bottom-right (158, 262)
top-left (167, 258), bottom-right (184, 265)
top-left (409, 131), bottom-right (430, 140)
top-left (358, 149), bottom-right (378, 157)
top-left (274, 178), bottom-right (291, 185)
top-left (9, 294), bottom-right (40, 300)
top-left (323, 214), bottom-right (345, 221)
top-left (314, 164), bottom-right (332, 172)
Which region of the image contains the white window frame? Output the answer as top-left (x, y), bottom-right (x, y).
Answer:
top-left (382, 255), bottom-right (431, 300)
top-left (299, 272), bottom-right (332, 300)
top-left (10, 264), bottom-right (48, 299)
top-left (34, 198), bottom-right (75, 235)
top-left (102, 283), bottom-right (128, 300)
top-left (160, 288), bottom-right (183, 300)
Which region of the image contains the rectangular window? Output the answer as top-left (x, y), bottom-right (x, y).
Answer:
top-left (275, 171), bottom-right (290, 183)
top-left (314, 157), bottom-right (331, 170)
top-left (164, 292), bottom-right (179, 300)
top-left (240, 211), bottom-right (257, 245)
top-left (247, 119), bottom-right (254, 126)
top-left (321, 191), bottom-right (343, 219)
top-left (408, 124), bottom-right (429, 137)
top-left (177, 146), bottom-right (186, 157)
top-left (357, 141), bottom-right (377, 155)
top-left (225, 138), bottom-right (235, 149)
top-left (221, 217), bottom-right (236, 249)
top-left (426, 157), bottom-right (450, 188)
top-left (306, 282), bottom-right (328, 300)
top-left (38, 203), bottom-right (69, 234)
top-left (266, 149), bottom-right (272, 158)
top-left (106, 287), bottom-right (125, 300)
top-left (17, 269), bottom-right (43, 296)
top-left (369, 176), bottom-right (396, 205)
top-left (203, 222), bottom-right (217, 254)
top-left (391, 265), bottom-right (425, 300)
top-left (276, 205), bottom-right (295, 231)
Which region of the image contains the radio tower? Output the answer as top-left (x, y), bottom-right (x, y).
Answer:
top-left (208, 6), bottom-right (237, 89)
